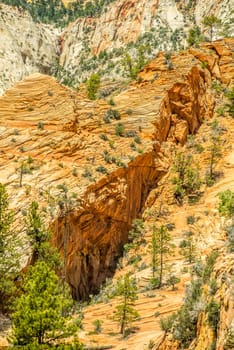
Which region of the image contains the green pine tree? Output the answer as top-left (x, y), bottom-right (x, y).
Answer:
top-left (179, 231), bottom-right (196, 264)
top-left (202, 15), bottom-right (222, 41)
top-left (86, 73), bottom-right (101, 100)
top-left (150, 225), bottom-right (172, 288)
top-left (218, 190), bottom-right (234, 219)
top-left (0, 183), bottom-right (20, 312)
top-left (172, 152), bottom-right (201, 203)
top-left (187, 25), bottom-right (203, 47)
top-left (26, 201), bottom-right (61, 268)
top-left (206, 120), bottom-right (222, 185)
top-left (113, 274), bottom-right (139, 337)
top-left (11, 261), bottom-right (79, 346)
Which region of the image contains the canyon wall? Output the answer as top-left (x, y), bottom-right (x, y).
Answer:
top-left (0, 3), bottom-right (59, 95)
top-left (0, 39), bottom-right (229, 299)
top-left (1, 0), bottom-right (233, 94)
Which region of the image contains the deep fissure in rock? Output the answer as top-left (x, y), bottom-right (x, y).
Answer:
top-left (53, 153), bottom-right (166, 300)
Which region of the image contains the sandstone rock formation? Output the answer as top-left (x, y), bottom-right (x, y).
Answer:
top-left (1, 39), bottom-right (233, 300)
top-left (60, 0), bottom-right (233, 80)
top-left (1, 0), bottom-right (233, 94)
top-left (0, 38), bottom-right (233, 348)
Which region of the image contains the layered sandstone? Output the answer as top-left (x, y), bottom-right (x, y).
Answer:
top-left (1, 0), bottom-right (233, 94)
top-left (1, 40), bottom-right (230, 299)
top-left (60, 0), bottom-right (233, 80)
top-left (0, 39), bottom-right (233, 348)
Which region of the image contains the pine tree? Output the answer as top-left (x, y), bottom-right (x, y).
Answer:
top-left (179, 231), bottom-right (196, 264)
top-left (124, 218), bottom-right (145, 255)
top-left (172, 152), bottom-right (201, 203)
top-left (206, 120), bottom-right (222, 185)
top-left (150, 225), bottom-right (172, 288)
top-left (26, 201), bottom-right (60, 268)
top-left (113, 274), bottom-right (139, 337)
top-left (202, 16), bottom-right (222, 41)
top-left (187, 26), bottom-right (203, 47)
top-left (218, 190), bottom-right (234, 251)
top-left (86, 73), bottom-right (100, 100)
top-left (57, 183), bottom-right (74, 289)
top-left (225, 85), bottom-right (234, 117)
top-left (218, 190), bottom-right (234, 219)
top-left (0, 183), bottom-right (20, 312)
top-left (11, 261), bottom-right (79, 346)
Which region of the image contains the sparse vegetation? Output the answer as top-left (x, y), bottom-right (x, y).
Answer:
top-left (86, 73), bottom-right (101, 100)
top-left (202, 15), bottom-right (222, 41)
top-left (179, 231), bottom-right (196, 264)
top-left (149, 224), bottom-right (172, 288)
top-left (206, 120), bottom-right (222, 186)
top-left (112, 274), bottom-right (139, 337)
top-left (0, 183), bottom-right (20, 312)
top-left (172, 152), bottom-right (201, 203)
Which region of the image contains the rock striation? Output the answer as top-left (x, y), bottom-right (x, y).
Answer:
top-left (1, 39), bottom-right (233, 300)
top-left (60, 0), bottom-right (233, 80)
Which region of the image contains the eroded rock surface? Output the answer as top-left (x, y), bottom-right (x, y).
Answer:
top-left (1, 40), bottom-right (233, 299)
top-left (0, 4), bottom-right (59, 95)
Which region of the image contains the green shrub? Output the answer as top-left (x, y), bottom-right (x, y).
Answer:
top-left (37, 121), bottom-right (44, 130)
top-left (106, 109), bottom-right (121, 120)
top-left (92, 319), bottom-right (103, 334)
top-left (125, 130), bottom-right (137, 138)
top-left (99, 133), bottom-right (108, 141)
top-left (187, 215), bottom-right (195, 225)
top-left (96, 166), bottom-right (108, 174)
top-left (72, 168), bottom-right (78, 177)
top-left (115, 123), bottom-right (125, 137)
top-left (86, 73), bottom-right (100, 100)
top-left (206, 299), bottom-right (220, 330)
top-left (109, 98), bottom-right (115, 106)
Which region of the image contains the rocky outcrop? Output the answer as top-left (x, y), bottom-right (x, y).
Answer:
top-left (0, 4), bottom-right (59, 95)
top-left (60, 0), bottom-right (233, 80)
top-left (0, 0), bottom-right (233, 94)
top-left (155, 254), bottom-right (234, 350)
top-left (0, 39), bottom-right (232, 301)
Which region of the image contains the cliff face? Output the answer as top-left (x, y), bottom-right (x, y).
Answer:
top-left (1, 0), bottom-right (233, 94)
top-left (0, 39), bottom-right (230, 300)
top-left (0, 25), bottom-right (233, 347)
top-left (156, 254), bottom-right (234, 350)
top-left (0, 4), bottom-right (59, 95)
top-left (60, 0), bottom-right (233, 80)
top-left (1, 37), bottom-right (233, 304)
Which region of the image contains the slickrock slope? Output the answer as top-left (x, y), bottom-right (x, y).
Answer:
top-left (0, 39), bottom-right (233, 348)
top-left (78, 93), bottom-right (234, 350)
top-left (0, 3), bottom-right (59, 95)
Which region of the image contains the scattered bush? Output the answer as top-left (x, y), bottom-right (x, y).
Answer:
top-left (86, 73), bottom-right (100, 100)
top-left (99, 133), bottom-right (108, 141)
top-left (115, 123), bottom-right (125, 137)
top-left (92, 319), bottom-right (103, 334)
top-left (96, 166), bottom-right (108, 174)
top-left (37, 121), bottom-right (44, 130)
top-left (206, 299), bottom-right (220, 330)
